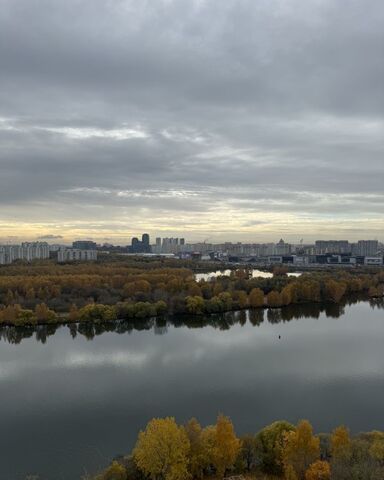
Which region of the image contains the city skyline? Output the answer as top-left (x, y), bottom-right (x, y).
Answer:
top-left (0, 235), bottom-right (382, 247)
top-left (1, 0), bottom-right (384, 241)
top-left (0, 231), bottom-right (383, 245)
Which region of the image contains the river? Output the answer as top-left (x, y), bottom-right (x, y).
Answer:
top-left (195, 268), bottom-right (302, 281)
top-left (1, 298), bottom-right (384, 479)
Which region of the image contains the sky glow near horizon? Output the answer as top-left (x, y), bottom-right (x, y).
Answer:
top-left (1, 0), bottom-right (384, 243)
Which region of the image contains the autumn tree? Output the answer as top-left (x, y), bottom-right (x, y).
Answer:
top-left (255, 420), bottom-right (295, 475)
top-left (267, 290), bottom-right (282, 308)
top-left (232, 290), bottom-right (248, 309)
top-left (238, 435), bottom-right (258, 471)
top-left (217, 292), bottom-right (233, 310)
top-left (34, 303), bottom-right (57, 323)
top-left (185, 296), bottom-right (205, 314)
top-left (305, 460), bottom-right (330, 480)
top-left (285, 464), bottom-right (298, 480)
top-left (98, 461), bottom-right (127, 480)
top-left (369, 431), bottom-right (384, 469)
top-left (212, 414), bottom-right (241, 478)
top-left (248, 288), bottom-right (264, 308)
top-left (281, 285), bottom-right (293, 305)
top-left (331, 426), bottom-right (351, 460)
top-left (283, 420), bottom-right (320, 480)
top-left (324, 280), bottom-right (346, 303)
top-left (5, 289), bottom-right (14, 305)
top-left (134, 417), bottom-right (190, 480)
top-left (184, 418), bottom-right (210, 479)
top-left (68, 304), bottom-right (79, 322)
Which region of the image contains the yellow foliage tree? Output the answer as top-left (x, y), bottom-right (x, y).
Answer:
top-left (305, 460), bottom-right (330, 480)
top-left (330, 426), bottom-right (351, 460)
top-left (68, 304), bottom-right (79, 322)
top-left (324, 280), bottom-right (346, 303)
top-left (267, 290), bottom-right (282, 308)
top-left (369, 431), bottom-right (384, 462)
top-left (184, 418), bottom-right (210, 479)
top-left (134, 417), bottom-right (190, 480)
top-left (248, 288), bottom-right (264, 308)
top-left (34, 303), bottom-right (57, 323)
top-left (282, 420), bottom-right (320, 480)
top-left (285, 464), bottom-right (298, 480)
top-left (212, 414), bottom-right (241, 478)
top-left (99, 460), bottom-right (127, 480)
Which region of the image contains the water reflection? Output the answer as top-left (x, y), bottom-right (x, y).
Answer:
top-left (1, 298), bottom-right (384, 480)
top-left (195, 268), bottom-right (302, 281)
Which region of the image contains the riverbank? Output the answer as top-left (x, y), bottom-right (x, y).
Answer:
top-left (90, 414), bottom-right (384, 480)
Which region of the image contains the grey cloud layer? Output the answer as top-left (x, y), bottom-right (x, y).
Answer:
top-left (1, 0), bottom-right (384, 240)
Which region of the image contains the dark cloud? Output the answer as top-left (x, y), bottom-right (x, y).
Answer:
top-left (37, 234), bottom-right (63, 240)
top-left (0, 0), bottom-right (383, 242)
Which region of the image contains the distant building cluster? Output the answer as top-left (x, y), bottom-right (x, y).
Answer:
top-left (0, 242), bottom-right (50, 265)
top-left (0, 240), bottom-right (98, 265)
top-left (314, 240), bottom-right (379, 256)
top-left (1, 236), bottom-right (383, 267)
top-left (134, 237), bottom-right (383, 266)
top-left (177, 238), bottom-right (383, 266)
top-left (99, 235), bottom-right (382, 266)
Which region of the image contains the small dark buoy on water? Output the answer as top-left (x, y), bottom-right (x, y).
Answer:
top-left (278, 335), bottom-right (281, 339)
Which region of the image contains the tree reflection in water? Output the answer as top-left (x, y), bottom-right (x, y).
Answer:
top-left (1, 296), bottom-right (384, 345)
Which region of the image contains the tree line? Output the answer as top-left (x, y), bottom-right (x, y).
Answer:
top-left (88, 415), bottom-right (384, 480)
top-left (5, 296), bottom-right (384, 345)
top-left (1, 261), bottom-right (384, 326)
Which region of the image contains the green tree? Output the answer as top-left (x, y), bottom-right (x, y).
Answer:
top-left (238, 434), bottom-right (258, 471)
top-left (255, 420), bottom-right (295, 475)
top-left (185, 296), bottom-right (205, 314)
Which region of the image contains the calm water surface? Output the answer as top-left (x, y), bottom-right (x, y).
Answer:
top-left (195, 268), bottom-right (301, 281)
top-left (1, 300), bottom-right (384, 480)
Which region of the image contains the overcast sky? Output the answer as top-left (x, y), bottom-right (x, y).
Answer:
top-left (1, 0), bottom-right (384, 244)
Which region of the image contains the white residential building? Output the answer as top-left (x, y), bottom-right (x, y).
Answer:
top-left (57, 248), bottom-right (97, 262)
top-left (0, 242), bottom-right (49, 265)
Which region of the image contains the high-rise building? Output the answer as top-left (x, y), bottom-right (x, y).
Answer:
top-left (274, 239), bottom-right (291, 255)
top-left (72, 240), bottom-right (97, 250)
top-left (315, 240), bottom-right (350, 254)
top-left (129, 234), bottom-right (152, 253)
top-left (356, 240), bottom-right (379, 256)
top-left (142, 233), bottom-right (150, 246)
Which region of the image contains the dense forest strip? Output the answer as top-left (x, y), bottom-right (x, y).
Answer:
top-left (1, 259), bottom-right (384, 326)
top-left (88, 415), bottom-right (384, 480)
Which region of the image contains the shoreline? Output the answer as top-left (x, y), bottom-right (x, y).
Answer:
top-left (1, 293), bottom-right (382, 329)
